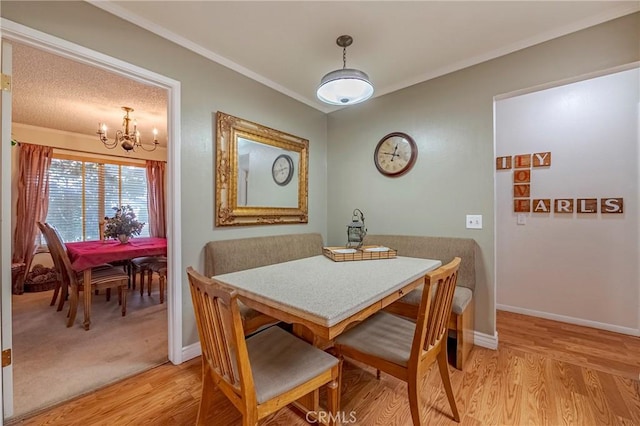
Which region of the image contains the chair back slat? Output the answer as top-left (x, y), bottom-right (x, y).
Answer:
top-left (187, 267), bottom-right (253, 396)
top-left (414, 257), bottom-right (460, 355)
top-left (42, 223), bottom-right (78, 288)
top-left (37, 222), bottom-right (64, 285)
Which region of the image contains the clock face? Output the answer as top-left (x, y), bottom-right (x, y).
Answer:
top-left (272, 154), bottom-right (294, 186)
top-left (374, 132), bottom-right (417, 177)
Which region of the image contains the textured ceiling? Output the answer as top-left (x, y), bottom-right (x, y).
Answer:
top-left (12, 43), bottom-right (168, 147)
top-left (9, 1), bottom-right (638, 144)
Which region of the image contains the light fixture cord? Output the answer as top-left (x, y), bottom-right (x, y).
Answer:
top-left (343, 45), bottom-right (347, 69)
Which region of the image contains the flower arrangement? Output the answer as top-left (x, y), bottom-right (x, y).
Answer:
top-left (103, 205), bottom-right (145, 242)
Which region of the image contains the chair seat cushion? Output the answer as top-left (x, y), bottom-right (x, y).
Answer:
top-left (246, 326), bottom-right (338, 404)
top-left (401, 285), bottom-right (472, 315)
top-left (335, 311), bottom-right (415, 367)
top-left (131, 256), bottom-right (167, 267)
top-left (148, 261), bottom-right (168, 273)
top-left (78, 266), bottom-right (129, 284)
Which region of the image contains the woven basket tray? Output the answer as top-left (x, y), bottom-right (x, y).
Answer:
top-left (323, 245), bottom-right (397, 262)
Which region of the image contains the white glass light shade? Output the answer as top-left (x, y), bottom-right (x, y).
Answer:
top-left (317, 68), bottom-right (374, 106)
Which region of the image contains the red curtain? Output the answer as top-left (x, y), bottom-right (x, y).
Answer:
top-left (146, 160), bottom-right (166, 238)
top-left (13, 144), bottom-right (53, 267)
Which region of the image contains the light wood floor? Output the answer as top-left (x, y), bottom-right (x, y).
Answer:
top-left (13, 310), bottom-right (640, 425)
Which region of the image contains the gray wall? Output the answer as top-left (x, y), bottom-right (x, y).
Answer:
top-left (325, 13), bottom-right (639, 336)
top-left (1, 1), bottom-right (328, 346)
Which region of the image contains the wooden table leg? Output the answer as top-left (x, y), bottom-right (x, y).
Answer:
top-left (66, 281), bottom-right (79, 328)
top-left (83, 268), bottom-right (92, 330)
top-left (292, 324), bottom-right (321, 414)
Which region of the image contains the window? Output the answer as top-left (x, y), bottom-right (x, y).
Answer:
top-left (46, 156), bottom-right (149, 242)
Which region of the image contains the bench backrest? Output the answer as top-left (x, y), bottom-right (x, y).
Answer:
top-left (363, 234), bottom-right (476, 291)
top-left (205, 233), bottom-right (324, 277)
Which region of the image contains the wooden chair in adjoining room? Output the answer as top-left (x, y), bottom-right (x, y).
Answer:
top-left (38, 222), bottom-right (114, 311)
top-left (42, 223), bottom-right (130, 326)
top-left (333, 257), bottom-right (462, 425)
top-left (186, 267), bottom-right (342, 426)
top-left (35, 222), bottom-right (64, 308)
top-left (142, 260), bottom-right (167, 304)
top-left (130, 256), bottom-right (166, 291)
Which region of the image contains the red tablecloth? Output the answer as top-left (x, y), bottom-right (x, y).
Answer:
top-left (66, 237), bottom-right (167, 271)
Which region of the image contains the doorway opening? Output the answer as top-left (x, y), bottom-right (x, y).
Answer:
top-left (2, 19), bottom-right (182, 420)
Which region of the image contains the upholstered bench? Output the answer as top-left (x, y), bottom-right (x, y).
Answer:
top-left (204, 233), bottom-right (324, 334)
top-left (363, 234), bottom-right (476, 370)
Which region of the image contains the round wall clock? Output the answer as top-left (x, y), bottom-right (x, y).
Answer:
top-left (272, 154), bottom-right (294, 186)
top-left (373, 132), bottom-right (418, 177)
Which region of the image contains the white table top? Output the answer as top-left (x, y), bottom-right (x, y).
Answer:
top-left (213, 255), bottom-right (441, 327)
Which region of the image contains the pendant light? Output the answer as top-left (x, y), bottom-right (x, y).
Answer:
top-left (317, 35), bottom-right (374, 106)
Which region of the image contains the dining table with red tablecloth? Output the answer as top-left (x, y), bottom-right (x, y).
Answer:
top-left (66, 237), bottom-right (167, 330)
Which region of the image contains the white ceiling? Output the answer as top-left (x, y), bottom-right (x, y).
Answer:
top-left (98, 0), bottom-right (638, 112)
top-left (10, 1), bottom-right (639, 143)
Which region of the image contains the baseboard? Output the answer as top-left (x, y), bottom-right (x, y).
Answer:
top-left (497, 304), bottom-right (640, 337)
top-left (473, 330), bottom-right (498, 350)
top-left (181, 342), bottom-right (202, 362)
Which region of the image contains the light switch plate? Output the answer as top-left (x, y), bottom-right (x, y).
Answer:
top-left (466, 214), bottom-right (482, 229)
top-left (517, 214), bottom-right (527, 225)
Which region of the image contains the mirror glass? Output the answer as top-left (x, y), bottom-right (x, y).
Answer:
top-left (237, 137), bottom-right (300, 208)
top-left (216, 112), bottom-right (309, 226)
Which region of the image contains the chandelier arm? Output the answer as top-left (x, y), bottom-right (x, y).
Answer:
top-left (103, 132), bottom-right (119, 149)
top-left (137, 141), bottom-right (159, 152)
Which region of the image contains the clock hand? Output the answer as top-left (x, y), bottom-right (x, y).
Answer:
top-left (390, 144), bottom-right (399, 161)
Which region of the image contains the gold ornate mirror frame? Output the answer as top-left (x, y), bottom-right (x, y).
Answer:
top-left (215, 112), bottom-right (309, 226)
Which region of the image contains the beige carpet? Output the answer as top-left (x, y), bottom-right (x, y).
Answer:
top-left (10, 280), bottom-right (168, 419)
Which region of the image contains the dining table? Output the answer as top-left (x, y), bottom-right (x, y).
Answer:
top-left (212, 254), bottom-right (442, 415)
top-left (65, 236), bottom-right (167, 330)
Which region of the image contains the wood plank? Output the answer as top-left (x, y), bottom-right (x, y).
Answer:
top-left (11, 311), bottom-right (640, 425)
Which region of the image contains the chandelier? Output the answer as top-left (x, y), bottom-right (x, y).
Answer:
top-left (317, 35), bottom-right (374, 106)
top-left (97, 106), bottom-right (159, 152)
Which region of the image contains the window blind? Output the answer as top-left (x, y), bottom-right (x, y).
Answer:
top-left (46, 158), bottom-right (150, 242)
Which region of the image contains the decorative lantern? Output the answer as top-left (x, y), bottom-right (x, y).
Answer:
top-left (346, 209), bottom-right (367, 248)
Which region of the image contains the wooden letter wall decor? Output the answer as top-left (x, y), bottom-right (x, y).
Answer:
top-left (496, 151), bottom-right (623, 215)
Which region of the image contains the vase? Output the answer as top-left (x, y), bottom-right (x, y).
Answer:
top-left (117, 234), bottom-right (130, 244)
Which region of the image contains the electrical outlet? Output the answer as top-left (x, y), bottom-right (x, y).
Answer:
top-left (466, 215), bottom-right (482, 229)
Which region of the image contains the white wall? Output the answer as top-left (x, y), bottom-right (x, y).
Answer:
top-left (496, 67), bottom-right (639, 334)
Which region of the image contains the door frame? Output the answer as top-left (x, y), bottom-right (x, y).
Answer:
top-left (0, 17), bottom-right (183, 418)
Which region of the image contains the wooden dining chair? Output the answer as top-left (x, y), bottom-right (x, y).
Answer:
top-left (141, 260), bottom-right (167, 303)
top-left (38, 222), bottom-right (112, 311)
top-left (36, 222), bottom-right (65, 309)
top-left (333, 257), bottom-right (462, 425)
top-left (130, 255), bottom-right (166, 291)
top-left (186, 267), bottom-right (341, 426)
top-left (43, 223), bottom-right (130, 327)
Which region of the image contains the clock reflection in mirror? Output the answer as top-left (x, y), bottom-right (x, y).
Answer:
top-left (237, 137), bottom-right (299, 208)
